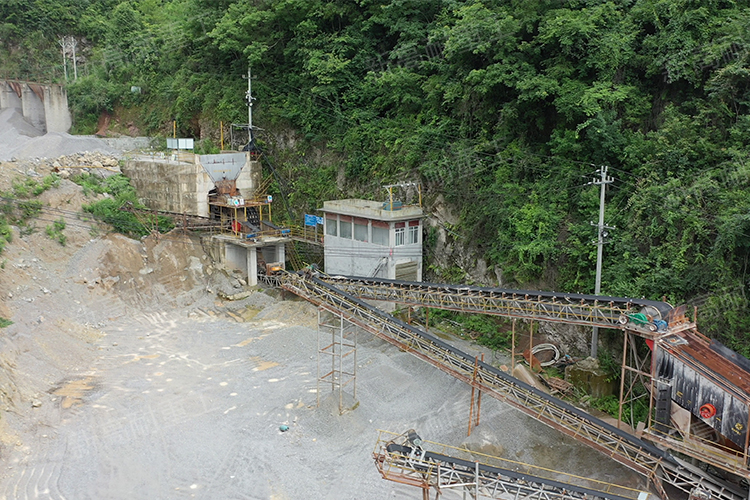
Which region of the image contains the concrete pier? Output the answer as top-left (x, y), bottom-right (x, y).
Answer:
top-left (0, 80), bottom-right (72, 133)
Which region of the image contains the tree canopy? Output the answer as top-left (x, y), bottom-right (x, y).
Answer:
top-left (4, 0), bottom-right (750, 353)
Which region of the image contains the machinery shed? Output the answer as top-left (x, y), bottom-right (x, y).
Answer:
top-left (656, 330), bottom-right (750, 451)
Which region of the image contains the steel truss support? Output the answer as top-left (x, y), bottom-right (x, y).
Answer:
top-left (619, 331), bottom-right (653, 431)
top-left (468, 354), bottom-right (483, 437)
top-left (280, 273), bottom-right (747, 500)
top-left (317, 305), bottom-right (357, 413)
top-left (319, 276), bottom-right (693, 338)
top-left (373, 430), bottom-right (657, 500)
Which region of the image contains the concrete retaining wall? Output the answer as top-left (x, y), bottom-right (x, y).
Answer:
top-left (0, 80), bottom-right (72, 133)
top-left (43, 85), bottom-right (72, 133)
top-left (122, 158), bottom-right (214, 216)
top-left (122, 155), bottom-right (261, 217)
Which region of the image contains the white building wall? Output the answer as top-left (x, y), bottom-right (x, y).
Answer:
top-left (324, 234), bottom-right (392, 277)
top-left (324, 215), bottom-right (422, 280)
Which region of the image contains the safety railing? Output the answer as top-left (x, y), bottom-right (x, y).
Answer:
top-left (374, 430), bottom-right (658, 500)
top-left (280, 273), bottom-right (746, 500)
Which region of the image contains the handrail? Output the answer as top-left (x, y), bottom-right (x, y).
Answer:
top-left (280, 272), bottom-right (746, 500)
top-left (318, 275), bottom-right (694, 338)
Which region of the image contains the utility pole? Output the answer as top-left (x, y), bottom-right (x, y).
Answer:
top-left (58, 37), bottom-right (68, 81)
top-left (590, 165), bottom-right (614, 358)
top-left (243, 66), bottom-right (256, 143)
top-left (71, 37), bottom-right (78, 81)
top-left (58, 36), bottom-right (78, 82)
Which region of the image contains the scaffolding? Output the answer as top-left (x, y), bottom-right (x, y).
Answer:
top-left (317, 306), bottom-right (357, 414)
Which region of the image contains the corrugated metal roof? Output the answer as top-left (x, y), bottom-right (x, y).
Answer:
top-left (664, 329), bottom-right (750, 403)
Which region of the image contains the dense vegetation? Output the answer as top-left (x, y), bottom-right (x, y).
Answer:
top-left (0, 174), bottom-right (61, 252)
top-left (73, 173), bottom-right (176, 236)
top-left (4, 0), bottom-right (750, 354)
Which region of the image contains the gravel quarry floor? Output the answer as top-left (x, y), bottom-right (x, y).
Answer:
top-left (0, 109), bottom-right (648, 499)
top-left (0, 287), bottom-right (647, 500)
top-left (0, 231), bottom-right (647, 500)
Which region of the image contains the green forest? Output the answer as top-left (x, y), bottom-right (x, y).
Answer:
top-left (3, 0), bottom-right (750, 354)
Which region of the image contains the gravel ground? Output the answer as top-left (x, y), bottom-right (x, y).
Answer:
top-left (0, 108), bottom-right (151, 162)
top-left (0, 109), bottom-right (117, 162)
top-left (0, 107), bottom-right (650, 499)
top-left (0, 289), bottom-right (647, 499)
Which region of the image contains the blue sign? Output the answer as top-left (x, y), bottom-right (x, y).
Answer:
top-left (304, 214), bottom-right (317, 227)
top-left (316, 216), bottom-right (324, 225)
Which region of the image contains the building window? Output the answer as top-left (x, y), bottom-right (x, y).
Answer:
top-left (408, 224), bottom-right (419, 244)
top-left (326, 218), bottom-right (337, 237)
top-left (340, 220), bottom-right (352, 239)
top-left (395, 226), bottom-right (405, 246)
top-left (372, 226), bottom-right (389, 246)
top-left (354, 222), bottom-right (368, 242)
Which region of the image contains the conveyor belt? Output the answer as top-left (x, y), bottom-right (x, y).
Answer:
top-left (377, 437), bottom-right (651, 500)
top-left (280, 272), bottom-right (746, 500)
top-left (319, 275), bottom-right (680, 334)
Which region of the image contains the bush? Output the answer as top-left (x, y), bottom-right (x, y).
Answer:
top-left (74, 174), bottom-right (175, 237)
top-left (590, 394), bottom-right (650, 427)
top-left (45, 218), bottom-right (67, 246)
top-left (11, 174), bottom-right (60, 198)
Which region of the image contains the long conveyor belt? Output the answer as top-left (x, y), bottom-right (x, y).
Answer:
top-left (279, 273), bottom-right (746, 500)
top-left (317, 275), bottom-right (683, 334)
top-left (375, 431), bottom-right (656, 500)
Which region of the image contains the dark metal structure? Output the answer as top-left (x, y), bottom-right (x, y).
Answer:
top-left (374, 430), bottom-right (657, 500)
top-left (317, 275), bottom-right (750, 480)
top-left (279, 272), bottom-right (747, 500)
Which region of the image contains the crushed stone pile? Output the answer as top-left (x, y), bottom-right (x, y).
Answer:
top-left (0, 108), bottom-right (118, 161)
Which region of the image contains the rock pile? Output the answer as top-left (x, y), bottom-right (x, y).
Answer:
top-left (53, 152), bottom-right (120, 169)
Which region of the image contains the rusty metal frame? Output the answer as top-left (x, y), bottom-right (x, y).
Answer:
top-left (320, 275), bottom-right (750, 491)
top-left (280, 273), bottom-right (746, 500)
top-left (316, 305), bottom-right (357, 413)
top-left (319, 276), bottom-right (694, 337)
top-left (373, 430), bottom-right (657, 500)
top-left (619, 331), bottom-right (654, 430)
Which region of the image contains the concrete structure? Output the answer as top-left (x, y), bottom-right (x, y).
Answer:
top-left (208, 235), bottom-right (287, 287)
top-left (321, 199), bottom-right (423, 280)
top-left (122, 153), bottom-right (261, 217)
top-left (125, 151), bottom-right (284, 287)
top-left (0, 80), bottom-right (72, 133)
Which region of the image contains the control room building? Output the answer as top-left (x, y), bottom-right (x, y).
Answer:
top-left (321, 199), bottom-right (423, 281)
